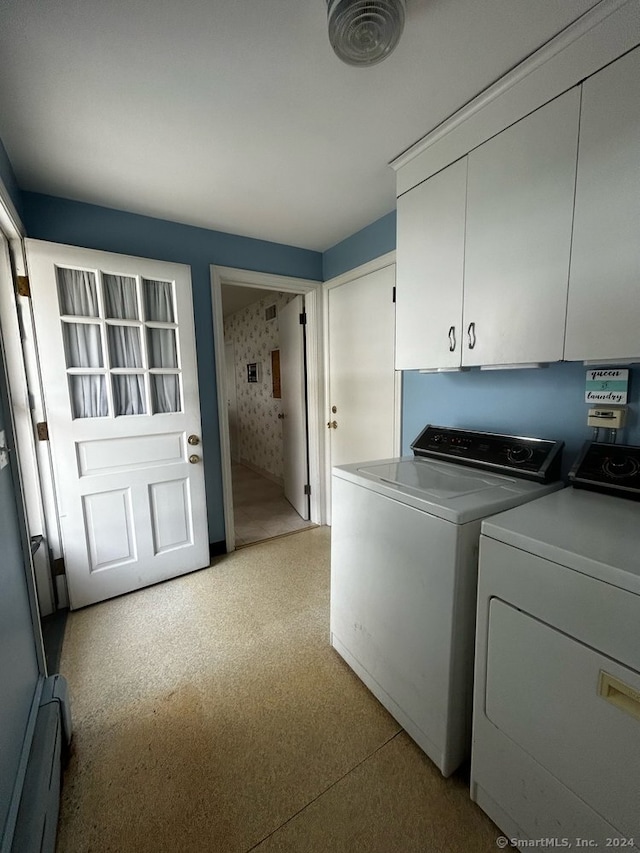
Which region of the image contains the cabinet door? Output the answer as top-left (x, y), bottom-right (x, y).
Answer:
top-left (395, 158), bottom-right (467, 370)
top-left (463, 89), bottom-right (580, 367)
top-left (564, 47), bottom-right (640, 362)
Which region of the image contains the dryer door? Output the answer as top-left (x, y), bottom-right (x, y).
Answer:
top-left (485, 599), bottom-right (640, 841)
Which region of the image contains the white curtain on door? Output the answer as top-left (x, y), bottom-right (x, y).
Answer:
top-left (104, 274), bottom-right (138, 320)
top-left (69, 375), bottom-right (107, 420)
top-left (113, 375), bottom-right (146, 416)
top-left (145, 279), bottom-right (180, 413)
top-left (59, 269), bottom-right (148, 417)
top-left (144, 279), bottom-right (174, 322)
top-left (58, 268), bottom-right (99, 317)
top-left (58, 268), bottom-right (107, 418)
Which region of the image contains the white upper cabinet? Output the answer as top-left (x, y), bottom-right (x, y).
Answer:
top-left (395, 158), bottom-right (467, 370)
top-left (564, 47), bottom-right (640, 363)
top-left (462, 88), bottom-right (580, 367)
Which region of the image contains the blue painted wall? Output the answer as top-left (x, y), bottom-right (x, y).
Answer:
top-left (322, 210), bottom-right (396, 280)
top-left (0, 342), bottom-right (40, 841)
top-left (324, 212), bottom-right (640, 476)
top-left (22, 192), bottom-right (323, 542)
top-left (0, 136), bottom-right (23, 221)
top-left (403, 363), bottom-right (640, 477)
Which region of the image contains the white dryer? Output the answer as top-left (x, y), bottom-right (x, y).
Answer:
top-left (471, 440), bottom-right (640, 848)
top-left (330, 425), bottom-right (563, 777)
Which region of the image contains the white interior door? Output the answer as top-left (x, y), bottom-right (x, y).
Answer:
top-left (327, 264), bottom-right (397, 514)
top-left (224, 341), bottom-right (239, 461)
top-left (279, 295), bottom-right (309, 520)
top-left (26, 239), bottom-right (209, 609)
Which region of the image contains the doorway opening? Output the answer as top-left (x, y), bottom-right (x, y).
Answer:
top-left (211, 267), bottom-right (324, 552)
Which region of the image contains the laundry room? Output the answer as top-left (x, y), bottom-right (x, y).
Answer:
top-left (0, 1), bottom-right (639, 852)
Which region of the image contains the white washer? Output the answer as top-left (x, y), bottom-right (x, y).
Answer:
top-left (330, 426), bottom-right (563, 777)
top-left (471, 441), bottom-right (640, 848)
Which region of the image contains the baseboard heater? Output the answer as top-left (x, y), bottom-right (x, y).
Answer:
top-left (11, 676), bottom-right (72, 853)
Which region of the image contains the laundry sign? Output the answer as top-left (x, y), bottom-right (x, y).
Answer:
top-left (585, 369), bottom-right (629, 404)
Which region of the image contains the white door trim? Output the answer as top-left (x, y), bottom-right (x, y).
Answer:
top-left (211, 265), bottom-right (324, 552)
top-left (322, 251), bottom-right (402, 523)
top-left (0, 192), bottom-right (59, 615)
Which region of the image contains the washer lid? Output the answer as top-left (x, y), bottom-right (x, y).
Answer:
top-left (333, 456), bottom-right (562, 524)
top-left (358, 459), bottom-right (511, 500)
top-left (481, 488), bottom-right (640, 595)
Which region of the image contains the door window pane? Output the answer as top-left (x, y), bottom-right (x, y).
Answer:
top-left (151, 374), bottom-right (181, 413)
top-left (113, 375), bottom-right (147, 416)
top-left (104, 274), bottom-right (139, 320)
top-left (57, 268), bottom-right (99, 317)
top-left (69, 375), bottom-right (108, 418)
top-left (143, 279), bottom-right (175, 322)
top-left (147, 328), bottom-right (177, 368)
top-left (108, 325), bottom-right (143, 368)
top-left (62, 322), bottom-right (103, 368)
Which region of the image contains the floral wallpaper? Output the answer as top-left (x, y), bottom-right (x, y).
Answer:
top-left (223, 291), bottom-right (295, 481)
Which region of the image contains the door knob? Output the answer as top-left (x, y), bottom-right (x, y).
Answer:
top-left (278, 413), bottom-right (285, 419)
top-left (188, 435), bottom-right (200, 445)
top-left (189, 454), bottom-right (201, 464)
top-left (327, 421), bottom-right (338, 429)
top-left (331, 405), bottom-right (337, 413)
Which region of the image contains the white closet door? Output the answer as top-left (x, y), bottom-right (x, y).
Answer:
top-left (463, 88), bottom-right (580, 367)
top-left (328, 263), bottom-right (397, 468)
top-left (26, 240), bottom-right (209, 609)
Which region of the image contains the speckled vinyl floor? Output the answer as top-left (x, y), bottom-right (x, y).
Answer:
top-left (56, 526), bottom-right (500, 853)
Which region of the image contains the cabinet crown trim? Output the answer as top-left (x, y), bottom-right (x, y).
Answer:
top-left (390, 0), bottom-right (634, 174)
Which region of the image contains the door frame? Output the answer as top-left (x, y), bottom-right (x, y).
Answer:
top-left (0, 191), bottom-right (58, 617)
top-left (322, 251), bottom-right (402, 523)
top-left (211, 265), bottom-right (324, 552)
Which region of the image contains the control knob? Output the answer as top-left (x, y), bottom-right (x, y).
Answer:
top-left (507, 446), bottom-right (533, 465)
top-left (603, 456), bottom-right (639, 480)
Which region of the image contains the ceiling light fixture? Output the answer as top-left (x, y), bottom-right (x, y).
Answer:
top-left (327, 0), bottom-right (406, 67)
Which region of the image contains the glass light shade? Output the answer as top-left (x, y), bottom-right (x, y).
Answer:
top-left (327, 0), bottom-right (406, 66)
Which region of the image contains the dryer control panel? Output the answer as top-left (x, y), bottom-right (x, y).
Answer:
top-left (570, 441), bottom-right (640, 499)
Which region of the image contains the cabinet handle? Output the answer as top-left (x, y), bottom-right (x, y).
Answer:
top-left (448, 326), bottom-right (456, 352)
top-left (467, 322), bottom-right (476, 350)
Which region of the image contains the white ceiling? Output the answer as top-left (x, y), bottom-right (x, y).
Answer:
top-left (0, 0), bottom-right (601, 253)
top-left (221, 283), bottom-right (275, 318)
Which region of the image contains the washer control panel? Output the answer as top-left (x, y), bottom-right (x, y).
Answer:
top-left (569, 441), bottom-right (640, 499)
top-left (410, 425), bottom-right (563, 482)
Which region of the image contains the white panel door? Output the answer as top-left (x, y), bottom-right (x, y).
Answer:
top-left (224, 341), bottom-right (239, 460)
top-left (565, 47), bottom-right (640, 362)
top-left (395, 158), bottom-right (467, 370)
top-left (279, 295), bottom-right (309, 520)
top-left (463, 88), bottom-right (580, 367)
top-left (26, 239), bottom-right (209, 609)
top-left (328, 264), bottom-right (397, 471)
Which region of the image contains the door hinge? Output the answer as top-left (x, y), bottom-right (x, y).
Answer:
top-left (16, 275), bottom-right (31, 298)
top-left (52, 557), bottom-right (65, 577)
top-left (304, 484), bottom-right (311, 496)
top-left (36, 422), bottom-right (49, 441)
top-left (299, 312), bottom-right (307, 325)
top-left (392, 286), bottom-right (396, 303)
